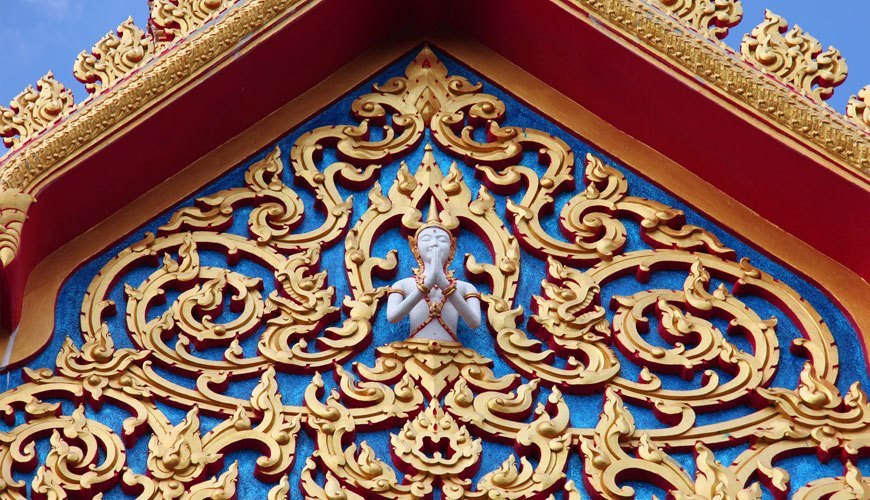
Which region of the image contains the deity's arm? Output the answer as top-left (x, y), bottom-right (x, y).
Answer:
top-left (446, 281), bottom-right (481, 329)
top-left (385, 279), bottom-right (425, 323)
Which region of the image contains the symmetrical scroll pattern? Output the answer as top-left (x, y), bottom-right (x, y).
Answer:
top-left (0, 48), bottom-right (866, 498)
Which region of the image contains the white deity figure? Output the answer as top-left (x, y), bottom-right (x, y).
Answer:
top-left (386, 200), bottom-right (482, 342)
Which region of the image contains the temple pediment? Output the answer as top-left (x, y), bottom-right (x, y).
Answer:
top-left (0, 1), bottom-right (867, 498)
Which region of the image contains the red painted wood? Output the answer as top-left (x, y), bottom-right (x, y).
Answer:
top-left (1, 0), bottom-right (401, 329)
top-left (2, 0), bottom-right (867, 335)
top-left (448, 0), bottom-right (869, 278)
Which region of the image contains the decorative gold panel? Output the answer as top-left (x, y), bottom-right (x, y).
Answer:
top-left (0, 47), bottom-right (866, 498)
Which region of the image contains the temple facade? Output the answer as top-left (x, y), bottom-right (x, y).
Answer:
top-left (0, 0), bottom-right (868, 498)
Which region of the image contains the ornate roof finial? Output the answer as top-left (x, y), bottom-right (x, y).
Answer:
top-left (846, 85), bottom-right (870, 130)
top-left (740, 10), bottom-right (848, 102)
top-left (0, 72), bottom-right (74, 149)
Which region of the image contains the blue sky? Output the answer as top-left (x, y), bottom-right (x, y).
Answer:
top-left (0, 0), bottom-right (867, 112)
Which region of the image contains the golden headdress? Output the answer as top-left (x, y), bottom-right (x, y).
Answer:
top-left (410, 197), bottom-right (456, 269)
top-left (415, 197), bottom-right (451, 237)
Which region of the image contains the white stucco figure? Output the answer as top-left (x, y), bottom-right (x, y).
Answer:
top-left (386, 199), bottom-right (481, 342)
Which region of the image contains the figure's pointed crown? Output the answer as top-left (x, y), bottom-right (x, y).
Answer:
top-left (416, 197), bottom-right (450, 236)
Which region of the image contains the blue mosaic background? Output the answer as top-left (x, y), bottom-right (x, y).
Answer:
top-left (5, 48), bottom-right (868, 498)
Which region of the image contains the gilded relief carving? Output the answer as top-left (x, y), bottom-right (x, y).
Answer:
top-left (651, 0), bottom-right (743, 39)
top-left (740, 10), bottom-right (848, 103)
top-left (74, 18), bottom-right (155, 95)
top-left (0, 72), bottom-right (74, 149)
top-left (0, 47), bottom-right (865, 498)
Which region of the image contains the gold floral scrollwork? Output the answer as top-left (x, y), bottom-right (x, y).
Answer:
top-left (650, 0), bottom-right (743, 39)
top-left (160, 146), bottom-right (305, 248)
top-left (0, 405), bottom-right (127, 499)
top-left (609, 258), bottom-right (779, 412)
top-left (740, 10), bottom-right (848, 102)
top-left (74, 18), bottom-right (156, 95)
top-left (0, 72), bottom-right (74, 149)
top-left (581, 388), bottom-right (761, 498)
top-left (150, 0), bottom-right (237, 44)
top-left (528, 257), bottom-right (620, 389)
top-left (0, 189), bottom-right (34, 266)
top-left (0, 46), bottom-right (867, 498)
top-left (846, 85), bottom-right (870, 130)
top-left (793, 462), bottom-right (870, 499)
top-left (123, 368), bottom-right (300, 498)
top-left (754, 362), bottom-right (870, 462)
top-left (375, 46), bottom-right (482, 125)
top-left (356, 339), bottom-right (517, 400)
top-left (391, 400), bottom-right (483, 479)
top-left (470, 388), bottom-right (572, 499)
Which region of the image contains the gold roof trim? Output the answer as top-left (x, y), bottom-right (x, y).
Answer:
top-left (0, 0), bottom-right (868, 187)
top-left (0, 0), bottom-right (868, 269)
top-left (571, 0), bottom-right (869, 175)
top-left (0, 0), bottom-right (306, 195)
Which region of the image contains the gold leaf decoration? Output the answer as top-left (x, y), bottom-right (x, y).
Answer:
top-left (0, 46), bottom-right (866, 499)
top-left (740, 10), bottom-right (848, 102)
top-left (74, 18), bottom-right (155, 95)
top-left (150, 0), bottom-right (237, 43)
top-left (846, 84), bottom-right (870, 130)
top-left (793, 461), bottom-right (870, 499)
top-left (652, 0), bottom-right (743, 39)
top-left (0, 189), bottom-right (34, 266)
top-left (0, 72), bottom-right (74, 149)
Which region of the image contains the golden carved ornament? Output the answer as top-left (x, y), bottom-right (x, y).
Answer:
top-left (651, 0), bottom-right (743, 39)
top-left (846, 85), bottom-right (870, 130)
top-left (740, 10), bottom-right (848, 103)
top-left (581, 388), bottom-right (762, 499)
top-left (74, 18), bottom-right (156, 95)
top-left (150, 0), bottom-right (237, 43)
top-left (375, 47), bottom-right (482, 125)
top-left (568, 0), bottom-right (868, 172)
top-left (0, 0), bottom-right (307, 192)
top-left (0, 189), bottom-right (34, 266)
top-left (303, 370), bottom-right (573, 499)
top-left (346, 143), bottom-right (520, 300)
top-left (391, 399), bottom-right (483, 478)
top-left (793, 462), bottom-right (870, 499)
top-left (0, 72), bottom-right (74, 150)
top-left (0, 0), bottom-right (865, 235)
top-left (357, 339), bottom-right (517, 400)
top-left (0, 47), bottom-right (866, 498)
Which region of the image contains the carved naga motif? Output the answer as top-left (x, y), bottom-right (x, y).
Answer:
top-left (0, 47), bottom-right (865, 498)
top-left (741, 10), bottom-right (848, 102)
top-left (0, 189), bottom-right (34, 266)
